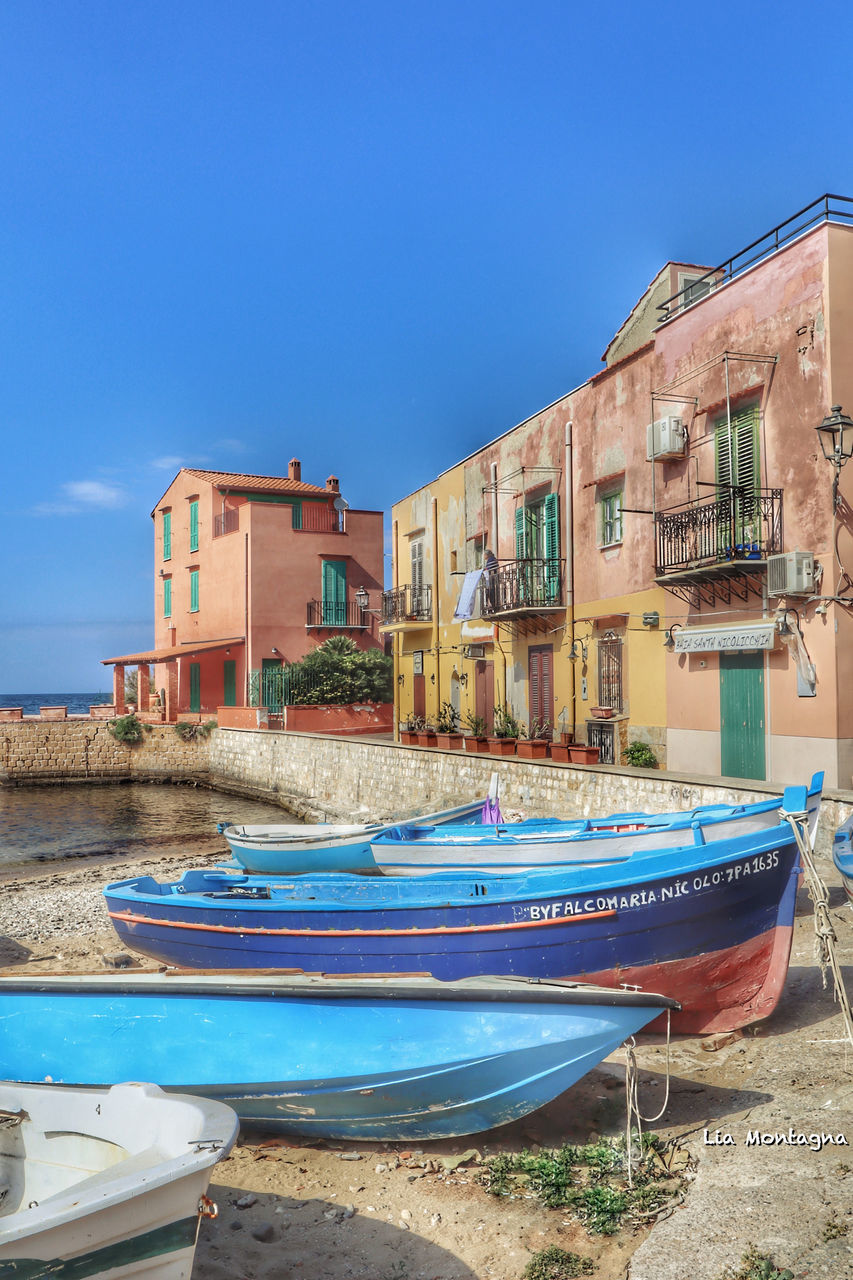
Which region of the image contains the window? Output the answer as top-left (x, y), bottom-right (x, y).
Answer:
top-left (189, 500), bottom-right (199, 553)
top-left (513, 493), bottom-right (561, 601)
top-left (190, 569), bottom-right (199, 613)
top-left (679, 272), bottom-right (713, 308)
top-left (597, 632), bottom-right (623, 712)
top-left (715, 401), bottom-right (760, 553)
top-left (162, 511), bottom-right (171, 561)
top-left (411, 539), bottom-right (426, 613)
top-left (600, 490), bottom-right (623, 546)
top-left (163, 577), bottom-right (172, 618)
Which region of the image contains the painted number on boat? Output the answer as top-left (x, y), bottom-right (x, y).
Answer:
top-left (525, 851), bottom-right (782, 921)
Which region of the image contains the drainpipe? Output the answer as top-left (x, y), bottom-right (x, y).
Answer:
top-left (244, 532), bottom-right (250, 706)
top-left (431, 497), bottom-right (440, 712)
top-left (565, 419), bottom-right (575, 737)
top-left (392, 518), bottom-right (400, 741)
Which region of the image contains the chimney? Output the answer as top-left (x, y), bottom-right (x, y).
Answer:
top-left (326, 475), bottom-right (340, 493)
top-left (289, 458), bottom-right (301, 482)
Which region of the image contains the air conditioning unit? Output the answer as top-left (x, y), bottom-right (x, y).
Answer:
top-left (464, 644), bottom-right (486, 659)
top-left (767, 551), bottom-right (815, 597)
top-left (646, 416), bottom-right (686, 461)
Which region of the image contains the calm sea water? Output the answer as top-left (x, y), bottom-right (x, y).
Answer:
top-left (0, 693), bottom-right (111, 715)
top-left (0, 783), bottom-right (295, 874)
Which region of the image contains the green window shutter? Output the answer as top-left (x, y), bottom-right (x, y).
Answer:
top-left (190, 569), bottom-right (199, 612)
top-left (189, 501), bottom-right (199, 553)
top-left (189, 663), bottom-right (201, 714)
top-left (223, 660), bottom-right (236, 707)
top-left (514, 507), bottom-right (526, 559)
top-left (291, 501), bottom-right (302, 530)
top-left (321, 559), bottom-right (347, 626)
top-left (163, 512), bottom-right (171, 561)
top-left (164, 578), bottom-right (172, 618)
top-left (543, 493), bottom-right (560, 601)
top-left (715, 404), bottom-right (759, 492)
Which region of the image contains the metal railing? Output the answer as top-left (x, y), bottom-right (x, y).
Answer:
top-left (480, 558), bottom-right (563, 615)
top-left (299, 505), bottom-right (344, 533)
top-left (655, 487), bottom-right (783, 575)
top-left (249, 667), bottom-right (324, 709)
top-left (658, 194), bottom-right (853, 321)
top-left (213, 509), bottom-right (239, 537)
top-left (306, 600), bottom-right (367, 628)
top-left (381, 583), bottom-right (432, 624)
top-left (588, 721), bottom-right (615, 765)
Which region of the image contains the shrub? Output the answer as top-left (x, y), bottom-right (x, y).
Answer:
top-left (623, 740), bottom-right (658, 769)
top-left (436, 701), bottom-right (460, 733)
top-left (107, 714), bottom-right (146, 745)
top-left (493, 706), bottom-right (522, 738)
top-left (464, 710), bottom-right (487, 737)
top-left (174, 720), bottom-right (218, 742)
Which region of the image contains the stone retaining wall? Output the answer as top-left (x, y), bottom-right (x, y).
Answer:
top-left (1, 720), bottom-right (849, 856)
top-left (0, 721), bottom-right (210, 783)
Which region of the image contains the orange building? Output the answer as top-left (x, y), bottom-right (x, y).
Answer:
top-left (103, 462), bottom-right (384, 721)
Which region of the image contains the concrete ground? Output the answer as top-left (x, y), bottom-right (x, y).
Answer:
top-left (626, 856), bottom-right (853, 1279)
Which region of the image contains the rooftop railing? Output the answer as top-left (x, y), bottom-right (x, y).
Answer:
top-left (658, 193), bottom-right (853, 321)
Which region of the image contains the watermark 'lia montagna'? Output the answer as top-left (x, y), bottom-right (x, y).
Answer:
top-left (704, 1128), bottom-right (848, 1152)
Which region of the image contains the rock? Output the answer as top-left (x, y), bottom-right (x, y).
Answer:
top-left (251, 1222), bottom-right (275, 1243)
top-left (339, 1151), bottom-right (362, 1161)
top-left (235, 1193), bottom-right (258, 1210)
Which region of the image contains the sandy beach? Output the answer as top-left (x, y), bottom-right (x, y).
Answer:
top-left (0, 843), bottom-right (851, 1280)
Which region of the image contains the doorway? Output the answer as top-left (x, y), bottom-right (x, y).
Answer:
top-left (720, 650), bottom-right (765, 780)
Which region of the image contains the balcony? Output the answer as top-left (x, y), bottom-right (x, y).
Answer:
top-left (481, 558), bottom-right (564, 630)
top-left (297, 505), bottom-right (344, 533)
top-left (380, 584), bottom-right (432, 626)
top-left (213, 509), bottom-right (239, 537)
top-left (655, 486), bottom-right (783, 606)
top-left (306, 600), bottom-right (368, 628)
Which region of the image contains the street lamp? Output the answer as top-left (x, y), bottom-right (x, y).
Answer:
top-left (355, 586), bottom-right (369, 610)
top-left (815, 405), bottom-right (853, 510)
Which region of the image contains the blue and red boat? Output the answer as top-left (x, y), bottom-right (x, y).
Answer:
top-left (104, 790), bottom-right (810, 1035)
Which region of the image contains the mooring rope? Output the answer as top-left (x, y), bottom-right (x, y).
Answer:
top-left (784, 806), bottom-right (853, 1049)
top-left (623, 1005), bottom-right (673, 1187)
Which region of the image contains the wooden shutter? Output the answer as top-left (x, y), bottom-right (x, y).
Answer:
top-left (163, 578), bottom-right (172, 618)
top-left (163, 512), bottom-right (171, 561)
top-left (543, 493), bottom-right (560, 600)
top-left (715, 403), bottom-right (759, 493)
top-left (322, 559), bottom-right (347, 625)
top-left (189, 501), bottom-right (199, 552)
top-left (514, 507), bottom-right (526, 559)
top-left (190, 569), bottom-right (199, 612)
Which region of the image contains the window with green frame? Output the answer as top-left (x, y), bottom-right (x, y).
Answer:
top-left (714, 401), bottom-right (760, 553)
top-left (600, 489), bottom-right (623, 546)
top-left (162, 511), bottom-right (171, 561)
top-left (189, 500), bottom-right (199, 553)
top-left (163, 577), bottom-right (172, 618)
top-left (189, 569), bottom-right (199, 613)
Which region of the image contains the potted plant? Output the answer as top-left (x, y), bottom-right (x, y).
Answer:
top-left (488, 706), bottom-right (520, 756)
top-left (515, 718), bottom-right (551, 760)
top-left (435, 701), bottom-right (464, 750)
top-left (569, 741), bottom-right (601, 764)
top-left (399, 718), bottom-right (419, 746)
top-left (416, 719), bottom-right (438, 747)
top-left (462, 711), bottom-right (488, 753)
top-left (550, 740), bottom-right (572, 763)
top-left (590, 706), bottom-right (614, 719)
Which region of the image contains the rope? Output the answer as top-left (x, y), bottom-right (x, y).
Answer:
top-left (784, 807), bottom-right (853, 1049)
top-left (623, 1006), bottom-right (673, 1186)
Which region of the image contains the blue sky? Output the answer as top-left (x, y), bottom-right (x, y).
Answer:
top-left (2, 0), bottom-right (850, 691)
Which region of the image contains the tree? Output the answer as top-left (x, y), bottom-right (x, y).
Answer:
top-left (283, 638), bottom-right (393, 705)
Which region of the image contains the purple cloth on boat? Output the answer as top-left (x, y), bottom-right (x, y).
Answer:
top-left (481, 796), bottom-right (503, 823)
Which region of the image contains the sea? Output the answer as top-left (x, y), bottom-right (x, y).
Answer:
top-left (0, 693), bottom-right (293, 873)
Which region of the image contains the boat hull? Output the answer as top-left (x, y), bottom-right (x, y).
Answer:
top-left (105, 822), bottom-right (803, 1033)
top-left (0, 1081), bottom-right (237, 1279)
top-left (0, 975), bottom-right (675, 1141)
top-left (832, 814), bottom-right (853, 906)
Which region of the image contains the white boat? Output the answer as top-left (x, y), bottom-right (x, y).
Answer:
top-left (0, 1080), bottom-right (238, 1278)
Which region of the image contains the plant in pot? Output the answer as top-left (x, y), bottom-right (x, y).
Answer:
top-left (624, 740), bottom-right (658, 769)
top-left (416, 717), bottom-right (438, 747)
top-left (516, 717), bottom-right (551, 760)
top-left (399, 716), bottom-right (421, 746)
top-left (489, 706), bottom-right (520, 755)
top-left (462, 710), bottom-right (488, 753)
top-left (435, 701), bottom-right (464, 749)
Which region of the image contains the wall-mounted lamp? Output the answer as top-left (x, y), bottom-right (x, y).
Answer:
top-left (355, 586), bottom-right (369, 610)
top-left (816, 404), bottom-right (853, 510)
top-left (429, 672), bottom-right (436, 684)
top-left (459, 672), bottom-right (469, 687)
top-left (271, 647), bottom-right (280, 655)
top-left (569, 640), bottom-right (588, 662)
top-left (776, 608), bottom-right (798, 637)
top-left (397, 673), bottom-right (405, 685)
top-left (663, 624), bottom-right (683, 651)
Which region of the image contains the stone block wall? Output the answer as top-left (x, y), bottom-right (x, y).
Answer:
top-left (0, 721), bottom-right (211, 783)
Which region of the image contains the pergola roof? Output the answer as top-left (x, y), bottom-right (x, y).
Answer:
top-left (101, 637), bottom-right (245, 666)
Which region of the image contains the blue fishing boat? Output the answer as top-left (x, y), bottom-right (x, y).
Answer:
top-left (832, 812), bottom-right (853, 905)
top-left (104, 795), bottom-right (809, 1034)
top-left (218, 785), bottom-right (500, 875)
top-left (0, 972), bottom-right (677, 1141)
top-left (224, 774), bottom-right (823, 877)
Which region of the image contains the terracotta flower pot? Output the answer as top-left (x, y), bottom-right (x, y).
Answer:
top-left (590, 707), bottom-right (614, 719)
top-left (416, 731), bottom-right (438, 747)
top-left (463, 736), bottom-right (489, 753)
top-left (435, 732), bottom-right (464, 750)
top-left (516, 740), bottom-right (550, 759)
top-left (549, 743), bottom-right (571, 762)
top-left (399, 730), bottom-right (418, 745)
top-left (487, 737), bottom-right (517, 756)
top-left (569, 744), bottom-right (600, 764)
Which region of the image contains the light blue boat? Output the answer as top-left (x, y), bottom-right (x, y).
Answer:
top-left (0, 971), bottom-right (677, 1141)
top-left (832, 812), bottom-right (853, 905)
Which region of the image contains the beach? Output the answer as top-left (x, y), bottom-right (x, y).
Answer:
top-left (0, 845), bottom-right (851, 1279)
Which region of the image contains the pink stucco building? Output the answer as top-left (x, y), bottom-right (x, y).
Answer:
top-left (103, 462), bottom-right (384, 721)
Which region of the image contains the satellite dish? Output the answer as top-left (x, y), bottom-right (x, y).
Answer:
top-left (333, 495), bottom-right (349, 512)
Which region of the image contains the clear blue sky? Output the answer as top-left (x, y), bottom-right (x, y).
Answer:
top-left (2, 0), bottom-right (849, 692)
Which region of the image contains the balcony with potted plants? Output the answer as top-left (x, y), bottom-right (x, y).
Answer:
top-left (480, 558), bottom-right (565, 630)
top-left (379, 584), bottom-right (433, 630)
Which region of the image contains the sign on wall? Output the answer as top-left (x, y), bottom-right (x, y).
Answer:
top-left (674, 624), bottom-right (777, 654)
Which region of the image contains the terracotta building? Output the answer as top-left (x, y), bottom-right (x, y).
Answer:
top-left (386, 194), bottom-right (853, 787)
top-left (103, 462), bottom-right (384, 721)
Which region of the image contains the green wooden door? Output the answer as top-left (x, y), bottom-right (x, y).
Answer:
top-left (720, 651), bottom-right (765, 780)
top-left (223, 660), bottom-right (236, 707)
top-left (322, 559), bottom-right (347, 626)
top-left (189, 662), bottom-right (201, 714)
top-left (262, 657), bottom-right (282, 712)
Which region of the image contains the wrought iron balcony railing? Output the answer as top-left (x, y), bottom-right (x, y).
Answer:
top-left (213, 509), bottom-right (239, 537)
top-left (306, 600), bottom-right (368, 628)
top-left (655, 487), bottom-right (783, 576)
top-left (481, 558), bottom-right (564, 615)
top-left (381, 584), bottom-right (432, 625)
